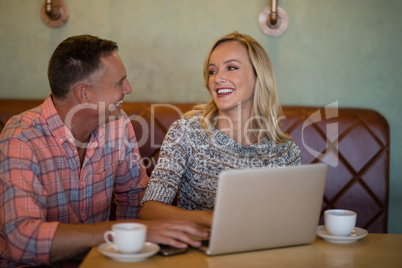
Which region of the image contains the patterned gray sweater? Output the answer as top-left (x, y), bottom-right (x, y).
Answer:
top-left (142, 116), bottom-right (302, 210)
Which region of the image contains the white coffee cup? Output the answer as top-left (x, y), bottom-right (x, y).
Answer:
top-left (324, 209), bottom-right (356, 236)
top-left (104, 223), bottom-right (147, 253)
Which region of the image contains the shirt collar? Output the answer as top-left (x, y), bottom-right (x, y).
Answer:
top-left (42, 95), bottom-right (110, 148)
top-left (41, 95), bottom-right (75, 146)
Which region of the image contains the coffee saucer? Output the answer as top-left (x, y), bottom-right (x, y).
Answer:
top-left (316, 225), bottom-right (368, 244)
top-left (97, 242), bottom-right (160, 262)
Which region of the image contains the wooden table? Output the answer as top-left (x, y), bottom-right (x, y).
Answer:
top-left (80, 234), bottom-right (402, 267)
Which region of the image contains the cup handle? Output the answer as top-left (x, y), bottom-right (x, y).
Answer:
top-left (104, 231), bottom-right (118, 250)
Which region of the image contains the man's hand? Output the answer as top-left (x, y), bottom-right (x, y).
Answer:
top-left (144, 220), bottom-right (209, 249)
top-left (50, 219), bottom-right (209, 264)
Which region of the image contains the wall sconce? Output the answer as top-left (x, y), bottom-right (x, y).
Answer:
top-left (40, 0), bottom-right (69, 28)
top-left (258, 0), bottom-right (288, 36)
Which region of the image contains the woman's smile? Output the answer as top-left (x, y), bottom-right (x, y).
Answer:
top-left (216, 88), bottom-right (235, 97)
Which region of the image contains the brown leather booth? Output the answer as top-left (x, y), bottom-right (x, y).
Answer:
top-left (0, 99), bottom-right (390, 233)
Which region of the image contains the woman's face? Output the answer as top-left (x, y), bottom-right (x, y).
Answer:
top-left (208, 41), bottom-right (256, 117)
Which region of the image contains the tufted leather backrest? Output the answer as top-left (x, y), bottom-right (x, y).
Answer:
top-left (280, 106), bottom-right (389, 233)
top-left (0, 100), bottom-right (390, 233)
top-left (122, 103), bottom-right (390, 233)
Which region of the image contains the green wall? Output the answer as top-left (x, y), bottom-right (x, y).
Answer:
top-left (0, 0), bottom-right (401, 233)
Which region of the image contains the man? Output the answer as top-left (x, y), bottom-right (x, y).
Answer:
top-left (0, 35), bottom-right (207, 267)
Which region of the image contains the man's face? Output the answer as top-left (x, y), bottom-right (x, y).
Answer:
top-left (89, 52), bottom-right (132, 123)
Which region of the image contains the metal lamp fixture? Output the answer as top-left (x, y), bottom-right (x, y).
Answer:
top-left (40, 0), bottom-right (69, 28)
top-left (258, 0), bottom-right (288, 37)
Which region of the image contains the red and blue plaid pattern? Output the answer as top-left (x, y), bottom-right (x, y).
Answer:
top-left (0, 96), bottom-right (148, 266)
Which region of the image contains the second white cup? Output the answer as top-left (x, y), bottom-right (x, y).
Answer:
top-left (104, 223), bottom-right (147, 254)
top-left (324, 209), bottom-right (356, 236)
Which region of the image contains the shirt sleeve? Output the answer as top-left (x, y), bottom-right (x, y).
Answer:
top-left (0, 138), bottom-right (59, 266)
top-left (142, 120), bottom-right (191, 205)
top-left (113, 117), bottom-right (149, 220)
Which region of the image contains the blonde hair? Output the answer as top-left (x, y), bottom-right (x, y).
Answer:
top-left (186, 31), bottom-right (291, 144)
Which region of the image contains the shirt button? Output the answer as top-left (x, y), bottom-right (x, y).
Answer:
top-left (59, 138), bottom-right (63, 142)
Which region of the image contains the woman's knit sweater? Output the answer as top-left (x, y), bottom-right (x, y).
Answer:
top-left (142, 116), bottom-right (302, 210)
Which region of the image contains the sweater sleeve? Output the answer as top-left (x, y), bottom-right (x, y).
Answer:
top-left (142, 119), bottom-right (191, 205)
top-left (284, 140), bottom-right (302, 166)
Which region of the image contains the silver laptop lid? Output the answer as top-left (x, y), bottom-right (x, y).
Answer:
top-left (206, 163), bottom-right (328, 255)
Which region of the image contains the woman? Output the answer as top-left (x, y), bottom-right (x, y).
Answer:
top-left (139, 32), bottom-right (302, 228)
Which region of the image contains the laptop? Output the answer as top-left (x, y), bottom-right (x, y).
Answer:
top-left (199, 163), bottom-right (328, 255)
